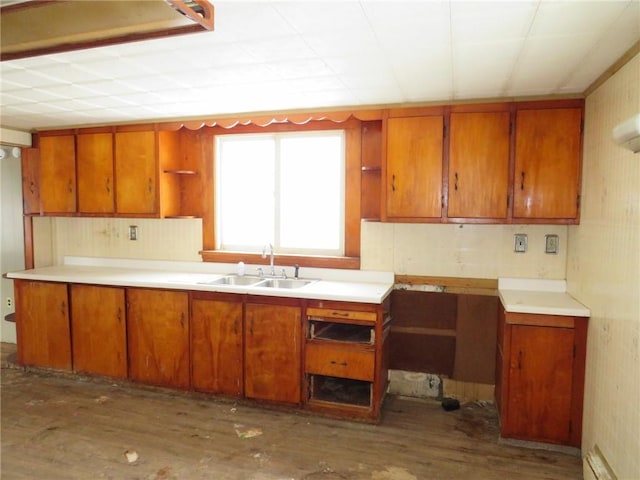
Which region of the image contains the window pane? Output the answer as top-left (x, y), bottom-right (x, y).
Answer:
top-left (216, 137), bottom-right (274, 250)
top-left (279, 134), bottom-right (344, 252)
top-left (215, 130), bottom-right (345, 256)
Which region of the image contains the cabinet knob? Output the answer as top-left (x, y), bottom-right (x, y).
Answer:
top-left (330, 360), bottom-right (348, 367)
top-left (520, 171), bottom-right (525, 191)
top-left (391, 174), bottom-right (396, 192)
top-left (106, 177), bottom-right (111, 194)
top-left (454, 172), bottom-right (459, 191)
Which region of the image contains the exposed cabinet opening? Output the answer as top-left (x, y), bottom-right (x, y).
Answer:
top-left (308, 320), bottom-right (375, 344)
top-left (308, 374), bottom-right (372, 408)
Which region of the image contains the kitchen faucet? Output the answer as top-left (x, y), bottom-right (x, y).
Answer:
top-left (262, 242), bottom-right (275, 277)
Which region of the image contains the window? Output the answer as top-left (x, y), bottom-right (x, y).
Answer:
top-left (215, 130), bottom-right (345, 257)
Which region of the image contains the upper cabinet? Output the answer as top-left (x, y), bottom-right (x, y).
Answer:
top-left (385, 114), bottom-right (444, 220)
top-left (26, 127), bottom-right (203, 218)
top-left (513, 107), bottom-right (583, 221)
top-left (26, 100), bottom-right (582, 225)
top-left (114, 130), bottom-right (157, 215)
top-left (39, 134), bottom-right (76, 213)
top-left (77, 131), bottom-right (115, 214)
top-left (21, 147), bottom-right (40, 215)
top-left (447, 109), bottom-right (511, 220)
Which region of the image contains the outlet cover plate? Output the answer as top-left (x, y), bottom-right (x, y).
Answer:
top-left (514, 234), bottom-right (528, 253)
top-left (545, 234), bottom-right (559, 254)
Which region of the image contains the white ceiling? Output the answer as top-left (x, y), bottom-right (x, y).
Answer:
top-left (1, 0), bottom-right (639, 132)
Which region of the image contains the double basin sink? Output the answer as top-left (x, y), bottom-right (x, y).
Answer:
top-left (201, 274), bottom-right (316, 290)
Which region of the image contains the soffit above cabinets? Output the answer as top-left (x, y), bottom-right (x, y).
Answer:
top-left (0, 1), bottom-right (638, 131)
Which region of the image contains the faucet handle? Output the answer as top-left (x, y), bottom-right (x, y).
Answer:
top-left (280, 268), bottom-right (287, 279)
top-left (294, 264), bottom-right (300, 279)
top-left (257, 267), bottom-right (264, 278)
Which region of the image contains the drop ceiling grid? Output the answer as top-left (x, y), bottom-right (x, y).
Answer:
top-left (0, 0), bottom-right (638, 131)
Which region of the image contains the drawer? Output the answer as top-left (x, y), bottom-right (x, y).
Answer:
top-left (305, 344), bottom-right (374, 382)
top-left (307, 307), bottom-right (377, 323)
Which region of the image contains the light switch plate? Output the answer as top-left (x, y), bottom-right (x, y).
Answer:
top-left (514, 234), bottom-right (527, 253)
top-left (545, 234), bottom-right (559, 254)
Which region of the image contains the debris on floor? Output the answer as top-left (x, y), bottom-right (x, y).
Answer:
top-left (441, 397), bottom-right (460, 411)
top-left (124, 449), bottom-right (139, 464)
top-left (234, 423), bottom-right (263, 438)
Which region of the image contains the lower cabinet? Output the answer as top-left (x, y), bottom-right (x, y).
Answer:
top-left (191, 292), bottom-right (243, 396)
top-left (12, 280), bottom-right (391, 422)
top-left (495, 308), bottom-right (588, 447)
top-left (127, 288), bottom-right (190, 388)
top-left (245, 299), bottom-right (302, 404)
top-left (14, 280), bottom-right (72, 370)
top-left (304, 299), bottom-right (391, 421)
top-left (70, 284), bottom-right (127, 378)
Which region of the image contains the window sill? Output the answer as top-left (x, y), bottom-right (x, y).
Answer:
top-left (200, 251), bottom-right (360, 270)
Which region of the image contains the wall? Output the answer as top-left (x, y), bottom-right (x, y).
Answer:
top-left (34, 216), bottom-right (569, 280)
top-left (32, 217), bottom-right (203, 267)
top-left (1, 147), bottom-right (25, 343)
top-left (362, 222), bottom-right (567, 279)
top-left (567, 53), bottom-right (639, 479)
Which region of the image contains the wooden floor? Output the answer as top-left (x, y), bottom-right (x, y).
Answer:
top-left (1, 343), bottom-right (582, 480)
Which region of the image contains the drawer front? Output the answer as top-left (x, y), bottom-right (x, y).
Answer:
top-left (307, 307), bottom-right (377, 323)
top-left (305, 344), bottom-right (374, 381)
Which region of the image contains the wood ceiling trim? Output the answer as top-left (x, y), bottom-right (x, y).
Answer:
top-left (0, 0), bottom-right (214, 62)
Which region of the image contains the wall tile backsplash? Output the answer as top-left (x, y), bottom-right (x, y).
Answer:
top-left (361, 222), bottom-right (568, 279)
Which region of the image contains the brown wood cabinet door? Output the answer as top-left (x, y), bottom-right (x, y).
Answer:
top-left (245, 303), bottom-right (301, 404)
top-left (70, 284), bottom-right (126, 378)
top-left (127, 288), bottom-right (189, 388)
top-left (21, 147), bottom-right (40, 214)
top-left (386, 116), bottom-right (443, 219)
top-left (77, 133), bottom-right (115, 213)
top-left (505, 324), bottom-right (574, 444)
top-left (14, 280), bottom-right (71, 370)
top-left (191, 298), bottom-right (243, 396)
top-left (513, 108), bottom-right (582, 219)
top-left (115, 131), bottom-right (157, 215)
top-left (448, 112), bottom-right (510, 218)
top-left (39, 135), bottom-right (76, 213)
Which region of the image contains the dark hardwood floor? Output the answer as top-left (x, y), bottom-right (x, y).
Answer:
top-left (1, 343), bottom-right (582, 479)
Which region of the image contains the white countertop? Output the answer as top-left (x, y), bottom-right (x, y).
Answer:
top-left (6, 257), bottom-right (394, 304)
top-left (498, 277), bottom-right (590, 317)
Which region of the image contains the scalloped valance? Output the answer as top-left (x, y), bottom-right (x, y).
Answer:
top-left (160, 109), bottom-right (384, 131)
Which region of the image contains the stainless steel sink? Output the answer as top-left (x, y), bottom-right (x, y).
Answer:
top-left (256, 278), bottom-right (315, 289)
top-left (202, 275), bottom-right (263, 286)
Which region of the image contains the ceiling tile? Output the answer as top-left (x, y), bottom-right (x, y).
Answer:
top-left (0, 0), bottom-right (638, 131)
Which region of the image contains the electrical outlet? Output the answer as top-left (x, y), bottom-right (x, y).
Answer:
top-left (514, 234), bottom-right (528, 253)
top-left (129, 225), bottom-right (138, 241)
top-left (545, 234), bottom-right (559, 254)
top-left (6, 297), bottom-right (13, 310)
